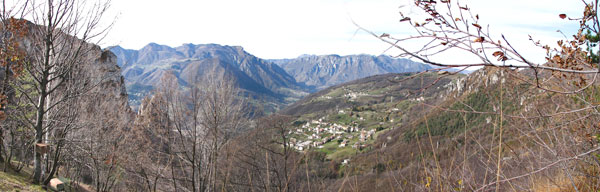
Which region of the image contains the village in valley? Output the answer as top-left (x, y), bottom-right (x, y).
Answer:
top-left (287, 105), bottom-right (398, 162)
top-left (281, 74), bottom-right (432, 162)
top-left (289, 116), bottom-right (376, 151)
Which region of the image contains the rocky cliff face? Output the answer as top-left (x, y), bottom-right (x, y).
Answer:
top-left (81, 47), bottom-right (134, 123)
top-left (56, 44), bottom-right (135, 135)
top-left (271, 54), bottom-right (432, 91)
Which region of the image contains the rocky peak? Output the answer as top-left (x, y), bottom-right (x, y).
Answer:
top-left (441, 66), bottom-right (510, 99)
top-left (141, 42), bottom-right (174, 52)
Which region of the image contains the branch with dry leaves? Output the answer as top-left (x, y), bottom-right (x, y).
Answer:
top-left (358, 0), bottom-right (600, 76)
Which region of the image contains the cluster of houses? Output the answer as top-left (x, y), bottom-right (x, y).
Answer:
top-left (344, 90), bottom-right (368, 101)
top-left (289, 117), bottom-right (376, 151)
top-left (317, 89), bottom-right (368, 102)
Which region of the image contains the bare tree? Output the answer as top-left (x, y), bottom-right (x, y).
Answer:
top-left (128, 68), bottom-right (247, 192)
top-left (0, 0), bottom-right (30, 166)
top-left (7, 0), bottom-right (114, 184)
top-left (225, 114), bottom-right (308, 192)
top-left (198, 70), bottom-right (247, 191)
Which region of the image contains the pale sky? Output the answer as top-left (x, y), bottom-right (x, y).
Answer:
top-left (103, 0), bottom-right (582, 63)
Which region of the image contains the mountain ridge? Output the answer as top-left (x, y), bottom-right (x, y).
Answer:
top-left (110, 43), bottom-right (307, 111)
top-left (270, 54), bottom-right (433, 91)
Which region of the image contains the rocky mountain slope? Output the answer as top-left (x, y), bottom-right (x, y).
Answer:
top-left (271, 54), bottom-right (432, 91)
top-left (110, 43), bottom-right (307, 111)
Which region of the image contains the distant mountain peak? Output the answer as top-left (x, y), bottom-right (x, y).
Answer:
top-left (142, 42), bottom-right (160, 49)
top-left (297, 54), bottom-right (316, 58)
top-left (140, 42), bottom-right (174, 51)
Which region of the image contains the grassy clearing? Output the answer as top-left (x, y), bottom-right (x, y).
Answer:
top-left (0, 162), bottom-right (95, 192)
top-left (317, 141), bottom-right (339, 154)
top-left (0, 163), bottom-right (45, 192)
top-left (328, 147), bottom-right (358, 160)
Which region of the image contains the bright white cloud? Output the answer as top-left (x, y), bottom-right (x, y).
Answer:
top-left (102, 0), bottom-right (583, 61)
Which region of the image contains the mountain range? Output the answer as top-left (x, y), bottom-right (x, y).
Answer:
top-left (110, 43), bottom-right (433, 112)
top-left (271, 54), bottom-right (432, 91)
top-left (110, 43), bottom-right (306, 111)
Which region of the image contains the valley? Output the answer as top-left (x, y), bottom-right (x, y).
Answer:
top-left (0, 1), bottom-right (598, 191)
top-left (111, 43), bottom-right (433, 114)
top-left (110, 43), bottom-right (446, 166)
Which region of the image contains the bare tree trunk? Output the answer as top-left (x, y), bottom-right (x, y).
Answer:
top-left (32, 3), bottom-right (55, 181)
top-left (42, 141), bottom-right (62, 185)
top-left (32, 79), bottom-right (47, 183)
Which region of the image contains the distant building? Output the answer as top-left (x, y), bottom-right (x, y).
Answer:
top-left (342, 159), bottom-right (350, 165)
top-left (339, 140), bottom-right (348, 147)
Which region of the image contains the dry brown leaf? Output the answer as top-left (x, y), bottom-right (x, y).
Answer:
top-left (559, 14), bottom-right (567, 19)
top-left (552, 55), bottom-right (562, 62)
top-left (492, 51), bottom-right (504, 57)
top-left (0, 111), bottom-right (5, 121)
